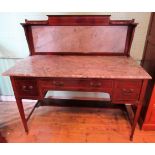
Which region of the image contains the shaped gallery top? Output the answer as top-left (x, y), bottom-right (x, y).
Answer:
top-left (21, 15), bottom-right (137, 56)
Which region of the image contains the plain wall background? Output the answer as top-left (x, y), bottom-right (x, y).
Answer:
top-left (0, 12), bottom-right (151, 59)
top-left (0, 12), bottom-right (151, 96)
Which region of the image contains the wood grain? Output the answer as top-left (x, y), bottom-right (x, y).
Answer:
top-left (1, 101), bottom-right (155, 142)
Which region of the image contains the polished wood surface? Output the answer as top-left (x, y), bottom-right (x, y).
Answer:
top-left (141, 13), bottom-right (155, 130)
top-left (1, 101), bottom-right (155, 143)
top-left (3, 55), bottom-right (150, 79)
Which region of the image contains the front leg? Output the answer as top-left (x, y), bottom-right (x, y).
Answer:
top-left (16, 98), bottom-right (28, 133)
top-left (130, 80), bottom-right (148, 140)
top-left (130, 103), bottom-right (142, 141)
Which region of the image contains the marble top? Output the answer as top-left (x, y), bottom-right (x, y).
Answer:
top-left (3, 55), bottom-right (151, 79)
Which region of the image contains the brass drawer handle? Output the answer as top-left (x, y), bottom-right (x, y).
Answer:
top-left (22, 85), bottom-right (33, 91)
top-left (28, 86), bottom-right (33, 90)
top-left (53, 81), bottom-right (64, 87)
top-left (122, 88), bottom-right (134, 95)
top-left (90, 82), bottom-right (101, 87)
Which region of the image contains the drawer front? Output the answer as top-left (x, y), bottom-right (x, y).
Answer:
top-left (85, 79), bottom-right (113, 92)
top-left (113, 80), bottom-right (142, 102)
top-left (39, 78), bottom-right (113, 92)
top-left (14, 78), bottom-right (38, 97)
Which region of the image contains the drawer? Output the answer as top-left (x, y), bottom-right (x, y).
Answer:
top-left (14, 78), bottom-right (38, 97)
top-left (85, 79), bottom-right (113, 92)
top-left (113, 80), bottom-right (142, 102)
top-left (39, 78), bottom-right (113, 92)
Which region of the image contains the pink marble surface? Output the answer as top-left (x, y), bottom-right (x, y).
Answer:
top-left (3, 55), bottom-right (151, 79)
top-left (32, 26), bottom-right (128, 53)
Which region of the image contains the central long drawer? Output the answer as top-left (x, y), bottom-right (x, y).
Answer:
top-left (38, 78), bottom-right (113, 93)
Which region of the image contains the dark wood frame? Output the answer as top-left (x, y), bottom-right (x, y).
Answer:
top-left (22, 15), bottom-right (137, 57)
top-left (6, 15), bottom-right (149, 141)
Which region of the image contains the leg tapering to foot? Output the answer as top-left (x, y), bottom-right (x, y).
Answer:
top-left (130, 103), bottom-right (142, 141)
top-left (16, 98), bottom-right (28, 133)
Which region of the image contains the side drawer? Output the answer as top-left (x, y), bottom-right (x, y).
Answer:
top-left (14, 78), bottom-right (39, 97)
top-left (113, 80), bottom-right (142, 102)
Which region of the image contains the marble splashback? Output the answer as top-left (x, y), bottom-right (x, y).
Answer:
top-left (32, 26), bottom-right (128, 53)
